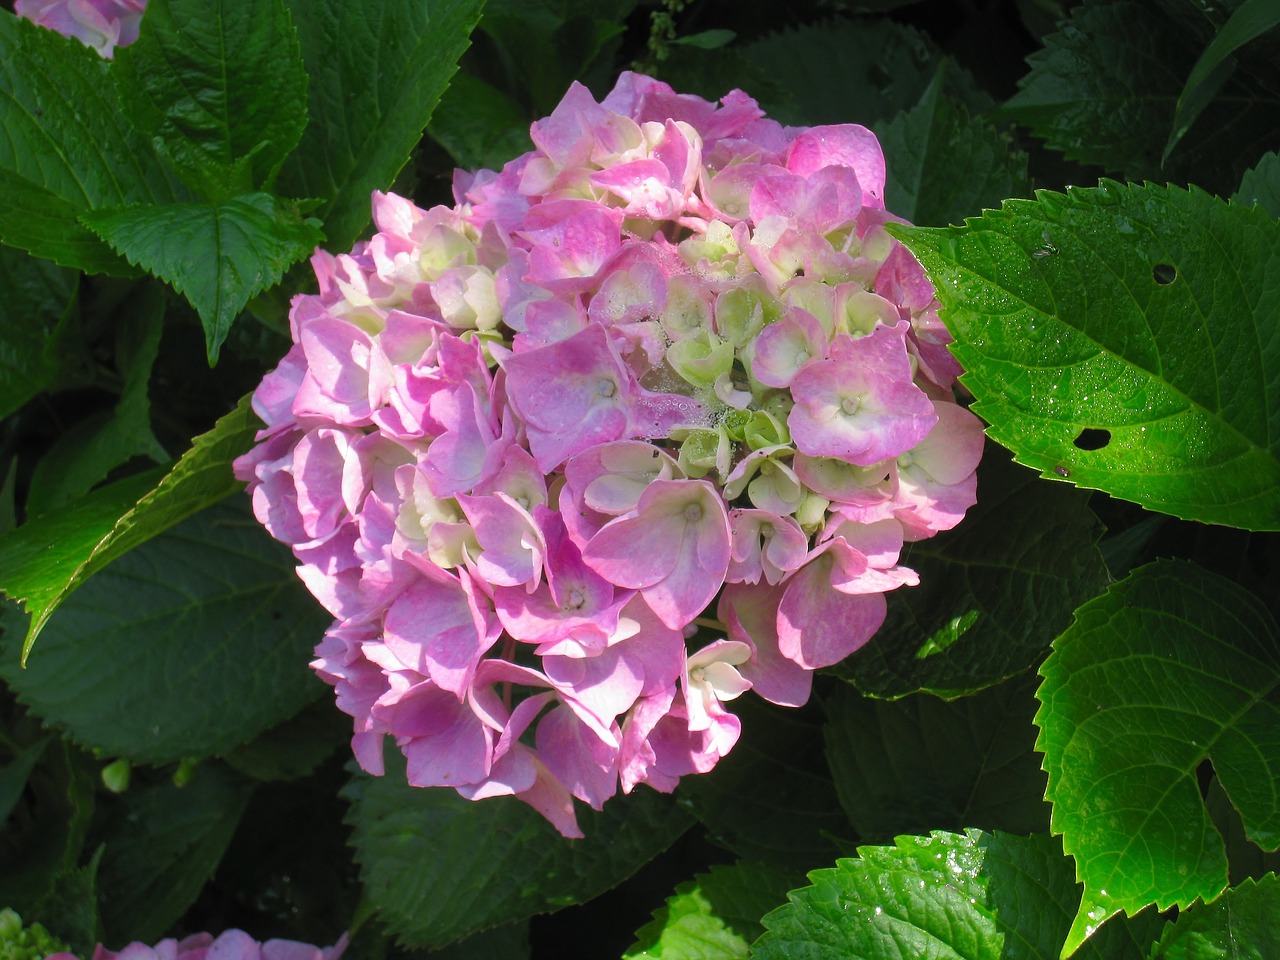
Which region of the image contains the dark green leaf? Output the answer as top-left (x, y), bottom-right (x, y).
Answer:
top-left (0, 246), bottom-right (77, 420)
top-left (742, 19), bottom-right (944, 127)
top-left (428, 72), bottom-right (532, 172)
top-left (81, 194), bottom-right (323, 363)
top-left (1035, 559), bottom-right (1280, 954)
top-left (96, 764), bottom-right (254, 943)
top-left (824, 672), bottom-right (1050, 843)
top-left (624, 861), bottom-right (798, 960)
top-left (0, 738), bottom-right (48, 824)
top-left (277, 0), bottom-right (485, 252)
top-left (344, 749), bottom-right (693, 949)
top-left (424, 923), bottom-right (530, 959)
top-left (678, 697), bottom-right (848, 870)
top-left (112, 0), bottom-right (307, 197)
top-left (0, 393), bottom-right (258, 663)
top-left (30, 848), bottom-right (100, 958)
top-left (1235, 151), bottom-right (1280, 218)
top-left (753, 831), bottom-right (1084, 960)
top-left (0, 499), bottom-right (329, 763)
top-left (0, 739), bottom-right (96, 916)
top-left (1165, 0), bottom-right (1280, 161)
top-left (25, 283), bottom-right (168, 517)
top-left (672, 29), bottom-right (736, 50)
top-left (834, 449), bottom-right (1108, 698)
top-left (1151, 874), bottom-right (1280, 958)
top-left (892, 182), bottom-right (1280, 530)
top-left (0, 13), bottom-right (182, 271)
top-left (876, 67), bottom-right (1028, 227)
top-left (1002, 0), bottom-right (1280, 193)
top-left (221, 697), bottom-right (346, 782)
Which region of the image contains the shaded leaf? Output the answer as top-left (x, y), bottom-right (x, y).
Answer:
top-left (1035, 559), bottom-right (1280, 953)
top-left (1165, 0), bottom-right (1280, 161)
top-left (876, 66), bottom-right (1029, 227)
top-left (428, 71), bottom-right (532, 172)
top-left (112, 0), bottom-right (308, 197)
top-left (678, 697), bottom-right (848, 870)
top-left (0, 393), bottom-right (259, 663)
top-left (25, 283), bottom-right (168, 517)
top-left (96, 764), bottom-right (254, 944)
top-left (277, 0), bottom-right (485, 252)
top-left (833, 448), bottom-right (1108, 698)
top-left (0, 738), bottom-right (96, 916)
top-left (624, 860), bottom-right (798, 960)
top-left (0, 499), bottom-right (329, 763)
top-left (892, 182), bottom-right (1280, 530)
top-left (81, 194), bottom-right (323, 363)
top-left (823, 672), bottom-right (1050, 844)
top-left (0, 738), bottom-right (48, 824)
top-left (1003, 0), bottom-right (1280, 193)
top-left (742, 19), bottom-right (944, 127)
top-left (1151, 873), bottom-right (1280, 958)
top-left (1235, 150), bottom-right (1280, 217)
top-left (0, 246), bottom-right (77, 420)
top-left (344, 749), bottom-right (693, 948)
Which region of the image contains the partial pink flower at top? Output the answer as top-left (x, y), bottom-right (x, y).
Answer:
top-left (236, 69), bottom-right (985, 836)
top-left (16, 0), bottom-right (145, 58)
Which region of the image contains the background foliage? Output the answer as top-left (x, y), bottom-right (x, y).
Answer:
top-left (1, 0), bottom-right (1277, 957)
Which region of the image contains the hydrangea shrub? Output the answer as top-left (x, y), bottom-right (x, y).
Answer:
top-left (234, 72), bottom-right (984, 836)
top-left (45, 929), bottom-right (347, 960)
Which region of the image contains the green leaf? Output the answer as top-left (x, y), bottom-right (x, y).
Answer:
top-left (1003, 0), bottom-right (1280, 192)
top-left (112, 0), bottom-right (307, 197)
top-left (428, 71), bottom-right (532, 172)
top-left (0, 13), bottom-right (182, 272)
top-left (824, 672), bottom-right (1050, 844)
top-left (0, 738), bottom-right (48, 825)
top-left (1165, 0), bottom-right (1280, 162)
top-left (81, 194), bottom-right (323, 363)
top-left (0, 246), bottom-right (77, 420)
top-left (343, 749), bottom-right (693, 949)
top-left (0, 499), bottom-right (329, 763)
top-left (95, 764), bottom-right (254, 943)
top-left (833, 449), bottom-right (1108, 698)
top-left (0, 739), bottom-right (96, 916)
top-left (0, 393), bottom-right (259, 663)
top-left (277, 0), bottom-right (485, 252)
top-left (876, 67), bottom-right (1028, 227)
top-left (742, 19), bottom-right (945, 127)
top-left (30, 848), bottom-right (100, 958)
top-left (678, 697), bottom-right (848, 869)
top-left (25, 283), bottom-right (168, 517)
top-left (1235, 151), bottom-right (1280, 218)
top-left (1151, 874), bottom-right (1280, 958)
top-left (754, 831), bottom-right (1089, 959)
top-left (892, 182), bottom-right (1280, 531)
top-left (1035, 559), bottom-right (1280, 954)
top-left (624, 861), bottom-right (798, 960)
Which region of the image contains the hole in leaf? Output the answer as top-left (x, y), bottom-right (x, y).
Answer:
top-left (1073, 428), bottom-right (1111, 450)
top-left (1153, 263), bottom-right (1177, 285)
top-left (1196, 758), bottom-right (1215, 798)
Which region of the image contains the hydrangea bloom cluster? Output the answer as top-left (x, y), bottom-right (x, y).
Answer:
top-left (44, 929), bottom-right (347, 960)
top-left (15, 0), bottom-right (146, 58)
top-left (235, 72), bottom-right (984, 836)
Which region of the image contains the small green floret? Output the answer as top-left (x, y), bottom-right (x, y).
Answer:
top-left (0, 909), bottom-right (72, 960)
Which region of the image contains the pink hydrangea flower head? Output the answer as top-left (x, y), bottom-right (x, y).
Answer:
top-left (62, 930), bottom-right (347, 960)
top-left (16, 0), bottom-right (145, 57)
top-left (235, 71), bottom-right (983, 836)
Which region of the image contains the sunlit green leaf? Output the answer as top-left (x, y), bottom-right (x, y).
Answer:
top-left (624, 861), bottom-right (798, 960)
top-left (1035, 559), bottom-right (1280, 954)
top-left (81, 194), bottom-right (322, 363)
top-left (893, 182), bottom-right (1280, 530)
